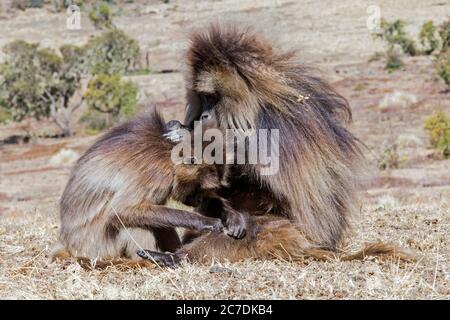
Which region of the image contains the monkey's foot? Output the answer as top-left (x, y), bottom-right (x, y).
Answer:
top-left (137, 250), bottom-right (181, 268)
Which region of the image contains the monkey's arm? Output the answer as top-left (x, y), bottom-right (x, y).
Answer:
top-left (119, 204), bottom-right (224, 233)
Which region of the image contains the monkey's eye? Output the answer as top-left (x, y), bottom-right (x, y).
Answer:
top-left (200, 113), bottom-right (211, 121)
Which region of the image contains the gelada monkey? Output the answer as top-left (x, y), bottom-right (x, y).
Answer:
top-left (53, 107), bottom-right (243, 268)
top-left (139, 25), bottom-right (415, 266)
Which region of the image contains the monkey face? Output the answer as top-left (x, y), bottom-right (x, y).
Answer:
top-left (165, 109), bottom-right (219, 144)
top-left (196, 109), bottom-right (218, 131)
top-left (184, 90), bottom-right (220, 128)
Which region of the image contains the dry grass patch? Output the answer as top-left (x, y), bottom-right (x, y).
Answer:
top-left (0, 203), bottom-right (448, 299)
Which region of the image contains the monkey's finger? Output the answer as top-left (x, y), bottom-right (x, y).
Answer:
top-left (226, 227), bottom-right (243, 239)
top-left (163, 129), bottom-right (188, 142)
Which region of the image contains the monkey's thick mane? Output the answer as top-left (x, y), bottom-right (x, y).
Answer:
top-left (187, 24), bottom-right (363, 248)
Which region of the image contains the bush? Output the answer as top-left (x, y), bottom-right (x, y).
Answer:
top-left (0, 107), bottom-right (12, 124)
top-left (386, 49), bottom-right (403, 72)
top-left (419, 21), bottom-right (442, 55)
top-left (89, 2), bottom-right (114, 30)
top-left (11, 0), bottom-right (43, 10)
top-left (378, 143), bottom-right (400, 170)
top-left (439, 18), bottom-right (450, 51)
top-left (424, 111), bottom-right (450, 158)
top-left (83, 74), bottom-right (138, 132)
top-left (79, 110), bottom-right (113, 135)
top-left (377, 19), bottom-right (418, 56)
top-left (437, 48), bottom-right (450, 88)
top-left (52, 0), bottom-right (84, 12)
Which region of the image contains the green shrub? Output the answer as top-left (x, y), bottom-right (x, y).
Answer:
top-left (386, 49), bottom-right (403, 72)
top-left (11, 0), bottom-right (44, 10)
top-left (424, 111), bottom-right (450, 158)
top-left (437, 48), bottom-right (450, 88)
top-left (419, 21), bottom-right (442, 55)
top-left (79, 110), bottom-right (112, 135)
top-left (378, 143), bottom-right (400, 170)
top-left (439, 18), bottom-right (450, 51)
top-left (52, 0), bottom-right (84, 12)
top-left (0, 107), bottom-right (12, 124)
top-left (377, 19), bottom-right (418, 56)
top-left (29, 0), bottom-right (44, 7)
top-left (89, 2), bottom-right (114, 30)
top-left (81, 74), bottom-right (138, 135)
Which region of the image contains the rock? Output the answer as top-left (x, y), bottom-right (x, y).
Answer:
top-left (49, 148), bottom-right (79, 166)
top-left (379, 91), bottom-right (418, 111)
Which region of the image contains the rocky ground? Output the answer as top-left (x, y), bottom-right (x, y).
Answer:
top-left (0, 0), bottom-right (449, 299)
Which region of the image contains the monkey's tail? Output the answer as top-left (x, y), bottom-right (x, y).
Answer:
top-left (255, 218), bottom-right (416, 263)
top-left (50, 242), bottom-right (156, 270)
top-left (338, 241), bottom-right (416, 262)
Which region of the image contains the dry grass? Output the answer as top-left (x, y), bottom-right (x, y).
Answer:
top-left (0, 202), bottom-right (448, 300)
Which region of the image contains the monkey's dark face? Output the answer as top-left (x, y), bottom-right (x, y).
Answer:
top-left (184, 90), bottom-right (220, 128)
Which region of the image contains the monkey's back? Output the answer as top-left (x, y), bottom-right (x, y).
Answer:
top-left (59, 109), bottom-right (176, 259)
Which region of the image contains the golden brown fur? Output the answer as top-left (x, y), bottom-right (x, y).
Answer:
top-left (140, 214), bottom-right (415, 266)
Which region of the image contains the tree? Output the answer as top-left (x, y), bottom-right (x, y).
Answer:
top-left (0, 41), bottom-right (86, 136)
top-left (0, 29), bottom-right (141, 136)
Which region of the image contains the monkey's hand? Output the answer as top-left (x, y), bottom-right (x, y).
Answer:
top-left (163, 120), bottom-right (190, 143)
top-left (224, 211), bottom-right (247, 239)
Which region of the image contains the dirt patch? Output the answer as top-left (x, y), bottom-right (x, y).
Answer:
top-left (0, 142), bottom-right (67, 162)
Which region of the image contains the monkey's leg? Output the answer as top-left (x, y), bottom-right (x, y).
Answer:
top-left (137, 250), bottom-right (181, 268)
top-left (181, 230), bottom-right (202, 245)
top-left (152, 227), bottom-right (181, 252)
top-left (120, 205), bottom-right (224, 233)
